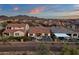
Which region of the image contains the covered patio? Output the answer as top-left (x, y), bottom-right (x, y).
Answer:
top-left (54, 33), bottom-right (70, 40)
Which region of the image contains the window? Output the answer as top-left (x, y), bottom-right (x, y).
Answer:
top-left (37, 33), bottom-right (41, 36)
top-left (30, 34), bottom-right (33, 36)
top-left (45, 34), bottom-right (48, 36)
top-left (7, 27), bottom-right (11, 29)
top-left (73, 34), bottom-right (77, 36)
top-left (15, 33), bottom-right (19, 36)
top-left (15, 27), bottom-right (24, 30)
top-left (4, 33), bottom-right (9, 36)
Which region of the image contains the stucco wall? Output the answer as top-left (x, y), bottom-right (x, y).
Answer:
top-left (14, 31), bottom-right (24, 37)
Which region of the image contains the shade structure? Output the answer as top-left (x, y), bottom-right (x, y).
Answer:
top-left (54, 33), bottom-right (70, 37)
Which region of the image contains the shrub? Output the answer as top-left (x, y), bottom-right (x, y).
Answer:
top-left (36, 43), bottom-right (52, 55)
top-left (60, 43), bottom-right (79, 55)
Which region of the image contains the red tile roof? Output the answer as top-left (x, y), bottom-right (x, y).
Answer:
top-left (28, 26), bottom-right (50, 34)
top-left (6, 23), bottom-right (26, 27)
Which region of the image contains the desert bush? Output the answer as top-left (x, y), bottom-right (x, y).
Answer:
top-left (36, 43), bottom-right (53, 55)
top-left (60, 43), bottom-right (79, 55)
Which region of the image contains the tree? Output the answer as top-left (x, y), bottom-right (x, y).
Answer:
top-left (22, 36), bottom-right (32, 41)
top-left (7, 36), bottom-right (16, 41)
top-left (0, 36), bottom-right (10, 44)
top-left (13, 36), bottom-right (23, 41)
top-left (36, 43), bottom-right (53, 55)
top-left (10, 36), bottom-right (32, 42)
top-left (60, 43), bottom-right (79, 55)
top-left (1, 22), bottom-right (7, 27)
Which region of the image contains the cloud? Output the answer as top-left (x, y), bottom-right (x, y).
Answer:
top-left (13, 7), bottom-right (19, 11)
top-left (74, 4), bottom-right (79, 8)
top-left (53, 5), bottom-right (79, 17)
top-left (53, 11), bottom-right (79, 18)
top-left (11, 5), bottom-right (20, 11)
top-left (64, 5), bottom-right (79, 16)
top-left (72, 4), bottom-right (79, 11)
top-left (28, 7), bottom-right (46, 14)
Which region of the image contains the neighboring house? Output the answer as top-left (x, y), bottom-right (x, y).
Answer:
top-left (28, 26), bottom-right (52, 41)
top-left (50, 26), bottom-right (78, 39)
top-left (0, 19), bottom-right (7, 23)
top-left (3, 23), bottom-right (29, 37)
top-left (71, 21), bottom-right (79, 30)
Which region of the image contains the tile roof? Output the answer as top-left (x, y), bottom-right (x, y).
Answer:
top-left (6, 23), bottom-right (26, 27)
top-left (28, 26), bottom-right (50, 34)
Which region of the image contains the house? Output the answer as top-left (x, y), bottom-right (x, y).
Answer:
top-left (28, 26), bottom-right (52, 41)
top-left (71, 21), bottom-right (79, 30)
top-left (3, 23), bottom-right (29, 37)
top-left (50, 26), bottom-right (78, 39)
top-left (0, 19), bottom-right (7, 23)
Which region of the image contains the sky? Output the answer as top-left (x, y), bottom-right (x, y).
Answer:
top-left (0, 4), bottom-right (79, 18)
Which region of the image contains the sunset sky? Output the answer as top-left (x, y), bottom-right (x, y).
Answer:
top-left (0, 4), bottom-right (79, 18)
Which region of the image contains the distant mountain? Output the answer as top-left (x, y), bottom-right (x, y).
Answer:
top-left (0, 15), bottom-right (9, 20)
top-left (0, 15), bottom-right (46, 20)
top-left (0, 15), bottom-right (79, 20)
top-left (57, 15), bottom-right (79, 19)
